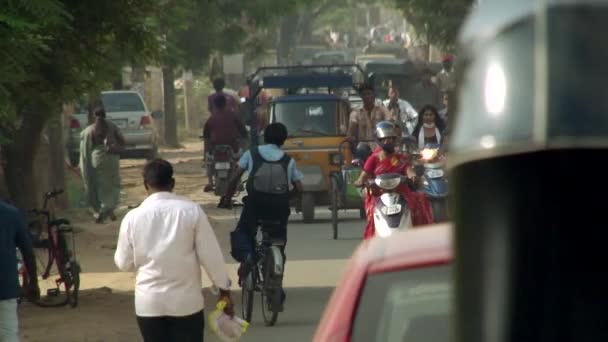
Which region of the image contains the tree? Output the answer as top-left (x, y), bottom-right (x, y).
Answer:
top-left (392, 0), bottom-right (474, 50)
top-left (156, 0), bottom-right (304, 147)
top-left (276, 0), bottom-right (372, 63)
top-left (0, 0), bottom-right (158, 210)
top-left (0, 0), bottom-right (68, 144)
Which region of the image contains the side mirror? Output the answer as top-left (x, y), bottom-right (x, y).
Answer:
top-left (414, 164), bottom-right (425, 177)
top-left (403, 135), bottom-right (416, 144)
top-left (239, 102), bottom-right (253, 123)
top-left (367, 72), bottom-right (376, 86)
top-left (151, 111), bottom-right (163, 119)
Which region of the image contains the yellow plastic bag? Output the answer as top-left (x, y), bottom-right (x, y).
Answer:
top-left (208, 300), bottom-right (250, 342)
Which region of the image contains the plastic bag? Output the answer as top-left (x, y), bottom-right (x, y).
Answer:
top-left (208, 300), bottom-right (249, 342)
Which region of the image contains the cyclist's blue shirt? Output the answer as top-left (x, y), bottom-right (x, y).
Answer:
top-left (0, 201), bottom-right (33, 300)
top-left (238, 144), bottom-right (304, 184)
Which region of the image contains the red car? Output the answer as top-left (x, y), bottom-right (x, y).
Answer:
top-left (314, 224), bottom-right (452, 342)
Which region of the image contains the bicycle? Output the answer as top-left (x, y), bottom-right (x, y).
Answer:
top-left (219, 176), bottom-right (291, 327)
top-left (22, 189), bottom-right (81, 308)
top-left (240, 217), bottom-right (286, 327)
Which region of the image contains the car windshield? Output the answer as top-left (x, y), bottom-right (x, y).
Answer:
top-left (102, 93), bottom-right (145, 112)
top-left (272, 100), bottom-right (338, 137)
top-left (352, 265), bottom-right (451, 342)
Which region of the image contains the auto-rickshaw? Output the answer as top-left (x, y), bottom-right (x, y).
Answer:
top-left (246, 64), bottom-right (367, 227)
top-left (358, 57), bottom-right (418, 101)
top-left (312, 50), bottom-right (355, 65)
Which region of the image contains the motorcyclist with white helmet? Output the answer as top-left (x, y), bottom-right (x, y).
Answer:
top-left (354, 121), bottom-right (433, 239)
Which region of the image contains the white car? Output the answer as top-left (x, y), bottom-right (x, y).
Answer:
top-left (66, 90), bottom-right (158, 166)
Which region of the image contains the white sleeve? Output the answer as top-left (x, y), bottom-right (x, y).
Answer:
top-left (114, 214), bottom-right (135, 272)
top-left (194, 206), bottom-right (232, 290)
top-left (349, 110), bottom-right (359, 123)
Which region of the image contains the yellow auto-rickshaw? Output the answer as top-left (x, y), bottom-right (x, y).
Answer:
top-left (246, 64), bottom-right (366, 224)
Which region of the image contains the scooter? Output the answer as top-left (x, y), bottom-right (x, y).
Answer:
top-left (200, 138), bottom-right (239, 196)
top-left (365, 173), bottom-right (413, 238)
top-left (210, 145), bottom-right (238, 197)
top-left (415, 144), bottom-right (449, 222)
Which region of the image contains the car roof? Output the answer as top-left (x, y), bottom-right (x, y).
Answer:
top-left (358, 223), bottom-right (453, 273)
top-left (273, 94), bottom-right (344, 103)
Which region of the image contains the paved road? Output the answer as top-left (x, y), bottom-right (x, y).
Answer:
top-left (207, 207), bottom-right (364, 341)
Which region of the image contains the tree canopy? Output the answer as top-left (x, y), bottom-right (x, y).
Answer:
top-left (0, 0), bottom-right (311, 207)
top-left (392, 0), bottom-right (475, 50)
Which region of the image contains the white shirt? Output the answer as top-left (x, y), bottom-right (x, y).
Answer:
top-left (114, 192), bottom-right (231, 317)
top-left (383, 98), bottom-right (419, 135)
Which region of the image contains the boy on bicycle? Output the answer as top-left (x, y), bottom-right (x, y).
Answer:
top-left (219, 123), bottom-right (303, 308)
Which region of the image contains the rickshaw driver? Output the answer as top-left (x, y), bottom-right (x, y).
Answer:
top-left (347, 83), bottom-right (400, 155)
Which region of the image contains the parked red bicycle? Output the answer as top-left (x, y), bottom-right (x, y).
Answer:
top-left (20, 189), bottom-right (81, 308)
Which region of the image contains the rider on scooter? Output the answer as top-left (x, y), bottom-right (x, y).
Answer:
top-left (353, 121), bottom-right (434, 239)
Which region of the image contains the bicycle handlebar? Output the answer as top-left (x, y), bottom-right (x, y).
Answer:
top-left (44, 189), bottom-right (64, 199)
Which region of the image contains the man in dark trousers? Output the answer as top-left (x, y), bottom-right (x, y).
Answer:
top-left (115, 159), bottom-right (233, 342)
top-left (0, 200), bottom-right (40, 341)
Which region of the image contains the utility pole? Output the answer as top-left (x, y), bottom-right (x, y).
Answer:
top-left (183, 70), bottom-right (194, 132)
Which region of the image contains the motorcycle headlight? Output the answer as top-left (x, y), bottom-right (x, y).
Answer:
top-left (374, 176), bottom-right (401, 190)
top-left (421, 148), bottom-right (438, 161)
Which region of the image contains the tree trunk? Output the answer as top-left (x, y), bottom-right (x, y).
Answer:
top-left (297, 11), bottom-right (314, 45)
top-left (278, 15), bottom-right (299, 65)
top-left (2, 110), bottom-right (49, 211)
top-left (162, 65), bottom-right (179, 147)
top-left (183, 70), bottom-right (196, 132)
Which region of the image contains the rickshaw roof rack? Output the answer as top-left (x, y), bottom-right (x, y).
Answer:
top-left (360, 58), bottom-right (417, 76)
top-left (249, 64), bottom-right (366, 90)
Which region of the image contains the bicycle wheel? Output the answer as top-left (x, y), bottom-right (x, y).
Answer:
top-left (16, 250), bottom-right (28, 304)
top-left (241, 268), bottom-right (255, 323)
top-left (260, 251), bottom-right (281, 326)
top-left (330, 179), bottom-right (339, 240)
top-left (65, 261), bottom-right (81, 308)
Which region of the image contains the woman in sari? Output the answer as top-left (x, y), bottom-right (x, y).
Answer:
top-left (354, 121), bottom-right (434, 239)
top-left (80, 106), bottom-right (125, 223)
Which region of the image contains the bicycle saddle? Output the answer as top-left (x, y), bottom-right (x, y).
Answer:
top-left (50, 218), bottom-right (71, 226)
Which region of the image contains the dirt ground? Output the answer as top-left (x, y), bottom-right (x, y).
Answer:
top-left (18, 141), bottom-right (241, 342)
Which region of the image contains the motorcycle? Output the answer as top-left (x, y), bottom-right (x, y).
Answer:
top-left (364, 173), bottom-right (414, 238)
top-left (414, 144), bottom-right (449, 222)
top-left (206, 144), bottom-right (239, 197)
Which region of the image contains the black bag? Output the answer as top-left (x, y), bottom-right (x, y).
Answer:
top-left (230, 224), bottom-right (254, 263)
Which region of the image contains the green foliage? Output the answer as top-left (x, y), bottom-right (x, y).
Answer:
top-left (392, 0), bottom-right (474, 50)
top-left (0, 0), bottom-right (160, 142)
top-left (157, 0), bottom-right (305, 71)
top-left (0, 0), bottom-right (69, 142)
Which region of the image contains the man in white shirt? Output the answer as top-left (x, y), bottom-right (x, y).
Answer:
top-left (383, 86), bottom-right (419, 135)
top-left (115, 159), bottom-right (232, 342)
top-left (347, 84), bottom-right (397, 142)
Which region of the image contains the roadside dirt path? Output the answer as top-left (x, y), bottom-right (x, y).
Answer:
top-left (19, 141), bottom-right (240, 342)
